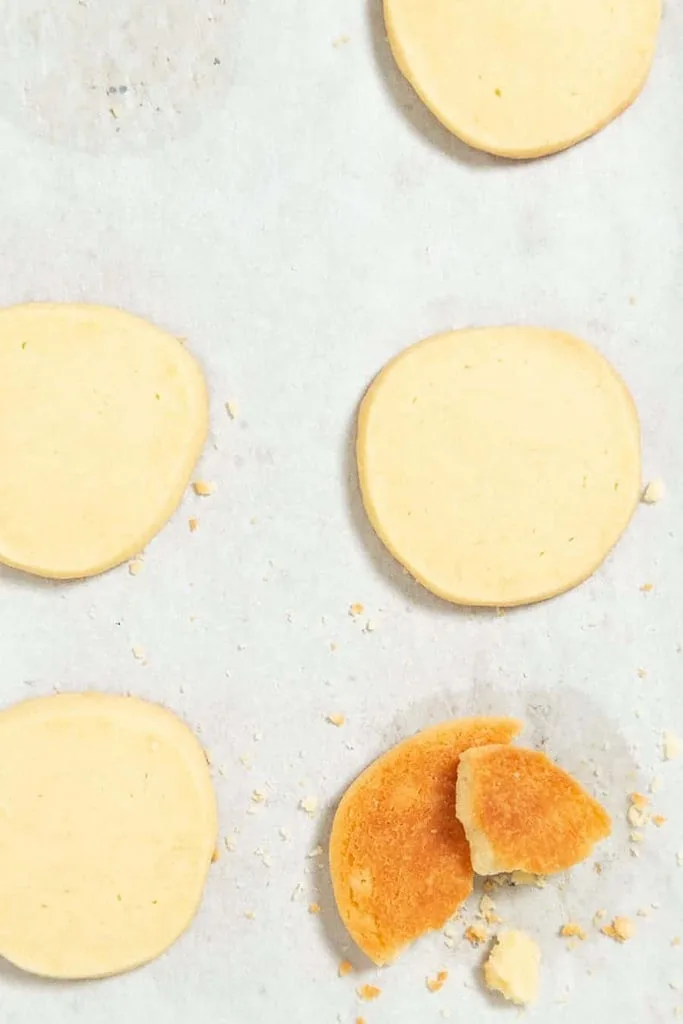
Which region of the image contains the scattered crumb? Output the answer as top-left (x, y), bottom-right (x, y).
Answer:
top-left (251, 789), bottom-right (266, 804)
top-left (330, 642), bottom-right (338, 652)
top-left (225, 400), bottom-right (239, 419)
top-left (239, 754), bottom-right (253, 769)
top-left (349, 603), bottom-right (365, 617)
top-left (484, 930), bottom-right (540, 1006)
top-left (637, 908), bottom-right (650, 918)
top-left (640, 582), bottom-right (654, 593)
top-left (630, 792), bottom-right (649, 810)
top-left (188, 517), bottom-right (199, 532)
top-left (223, 835), bottom-right (236, 852)
top-left (642, 479), bottom-right (665, 504)
top-left (363, 620), bottom-right (376, 633)
top-left (637, 668), bottom-right (648, 679)
top-left (326, 713), bottom-right (346, 727)
top-left (357, 984), bottom-right (381, 1002)
top-left (601, 917), bottom-right (635, 943)
top-left (278, 827), bottom-right (291, 841)
top-left (192, 480), bottom-right (216, 497)
top-left (652, 814), bottom-right (667, 828)
top-left (664, 730), bottom-right (681, 761)
top-left (510, 871), bottom-right (546, 888)
top-left (479, 894), bottom-right (502, 925)
top-left (628, 804), bottom-right (647, 828)
top-left (128, 558), bottom-right (144, 576)
top-left (333, 34), bottom-right (350, 46)
top-left (560, 923), bottom-right (587, 941)
top-left (211, 847), bottom-right (220, 863)
top-left (676, 850), bottom-right (683, 867)
top-left (338, 960), bottom-right (353, 978)
top-left (308, 845), bottom-right (324, 859)
top-left (308, 903), bottom-right (321, 915)
top-left (464, 924), bottom-right (489, 946)
top-left (131, 645), bottom-right (146, 662)
top-left (244, 910), bottom-right (256, 920)
top-left (593, 909), bottom-right (607, 926)
top-left (356, 1019), bottom-right (366, 1024)
top-left (629, 830), bottom-right (645, 843)
top-left (299, 796), bottom-right (318, 816)
top-left (650, 775), bottom-right (663, 794)
top-left (594, 861), bottom-right (603, 874)
top-left (426, 970), bottom-right (449, 993)
top-left (673, 938), bottom-right (681, 948)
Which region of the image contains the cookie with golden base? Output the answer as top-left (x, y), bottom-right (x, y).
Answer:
top-left (329, 717), bottom-right (522, 964)
top-left (456, 744), bottom-right (611, 876)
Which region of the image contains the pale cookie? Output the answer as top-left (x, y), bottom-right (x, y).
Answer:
top-left (0, 303), bottom-right (208, 578)
top-left (0, 693), bottom-right (217, 979)
top-left (384, 0), bottom-right (661, 158)
top-left (357, 327), bottom-right (640, 607)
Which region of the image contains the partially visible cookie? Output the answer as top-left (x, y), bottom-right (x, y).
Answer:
top-left (329, 717), bottom-right (522, 964)
top-left (384, 0), bottom-right (662, 158)
top-left (456, 745), bottom-right (611, 876)
top-left (0, 693), bottom-right (217, 979)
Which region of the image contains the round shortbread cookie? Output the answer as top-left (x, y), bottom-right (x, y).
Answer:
top-left (0, 303), bottom-right (208, 579)
top-left (384, 0), bottom-right (661, 158)
top-left (0, 693), bottom-right (217, 979)
top-left (357, 327), bottom-right (641, 607)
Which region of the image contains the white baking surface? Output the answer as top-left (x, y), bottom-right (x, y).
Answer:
top-left (0, 1), bottom-right (681, 1021)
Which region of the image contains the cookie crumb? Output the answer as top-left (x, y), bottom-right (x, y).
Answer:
top-left (601, 917), bottom-right (635, 943)
top-left (128, 558), bottom-right (144, 576)
top-left (338, 960), bottom-right (353, 977)
top-left (663, 730), bottom-right (681, 761)
top-left (349, 602), bottom-right (365, 617)
top-left (308, 902), bottom-right (321, 915)
top-left (652, 814), bottom-right (666, 827)
top-left (642, 479), bottom-right (665, 504)
top-left (676, 850), bottom-right (683, 867)
top-left (132, 645), bottom-right (146, 662)
top-left (630, 792), bottom-right (649, 810)
top-left (484, 930), bottom-right (540, 1006)
top-left (299, 796), bottom-right (318, 816)
top-left (333, 34), bottom-right (350, 46)
top-left (211, 846), bottom-right (220, 863)
top-left (593, 909), bottom-right (607, 926)
top-left (464, 923), bottom-right (489, 946)
top-left (637, 668), bottom-right (648, 679)
top-left (510, 871), bottom-right (546, 888)
top-left (307, 845), bottom-right (324, 859)
top-left (225, 400), bottom-right (239, 419)
top-left (640, 582), bottom-right (654, 593)
top-left (188, 517), bottom-right (199, 532)
top-left (326, 713), bottom-right (346, 727)
top-left (192, 480), bottom-right (216, 497)
top-left (251, 789), bottom-right (266, 804)
top-left (426, 970), bottom-right (449, 993)
top-left (223, 835), bottom-right (236, 852)
top-left (357, 984), bottom-right (381, 1001)
top-left (560, 923), bottom-right (587, 941)
top-left (479, 894), bottom-right (502, 924)
top-left (627, 804), bottom-right (647, 828)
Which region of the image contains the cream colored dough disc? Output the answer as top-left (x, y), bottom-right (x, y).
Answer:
top-left (384, 0), bottom-right (661, 158)
top-left (0, 693), bottom-right (217, 979)
top-left (357, 327), bottom-right (641, 607)
top-left (0, 303), bottom-right (208, 579)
